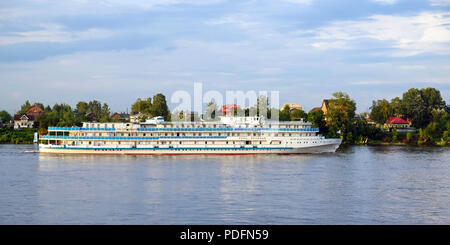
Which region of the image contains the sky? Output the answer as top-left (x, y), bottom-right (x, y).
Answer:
top-left (0, 0), bottom-right (450, 114)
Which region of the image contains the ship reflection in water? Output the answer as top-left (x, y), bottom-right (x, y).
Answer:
top-left (0, 144), bottom-right (449, 224)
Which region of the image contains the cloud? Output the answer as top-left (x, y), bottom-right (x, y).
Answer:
top-left (310, 41), bottom-right (348, 50)
top-left (206, 14), bottom-right (259, 29)
top-left (0, 32), bottom-right (158, 62)
top-left (0, 23), bottom-right (115, 45)
top-left (0, 0), bottom-right (225, 30)
top-left (1, 0), bottom-right (449, 113)
top-left (0, 0), bottom-right (226, 61)
top-left (429, 0), bottom-right (450, 6)
top-left (307, 11), bottom-right (450, 56)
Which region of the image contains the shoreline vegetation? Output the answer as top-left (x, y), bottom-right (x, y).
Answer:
top-left (0, 128), bottom-right (36, 144)
top-left (1, 87), bottom-right (449, 146)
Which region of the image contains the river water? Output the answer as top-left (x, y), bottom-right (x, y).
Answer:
top-left (0, 144), bottom-right (449, 224)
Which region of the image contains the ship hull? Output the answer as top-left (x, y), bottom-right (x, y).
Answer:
top-left (39, 139), bottom-right (342, 155)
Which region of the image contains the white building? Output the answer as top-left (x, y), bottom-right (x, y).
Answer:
top-left (14, 114), bottom-right (35, 129)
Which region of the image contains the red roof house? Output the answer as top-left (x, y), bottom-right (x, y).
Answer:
top-left (25, 105), bottom-right (44, 118)
top-left (222, 104), bottom-right (239, 116)
top-left (13, 104), bottom-right (44, 129)
top-left (386, 117), bottom-right (412, 130)
top-left (388, 117), bottom-right (409, 124)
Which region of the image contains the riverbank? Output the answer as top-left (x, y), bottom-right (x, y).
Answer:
top-left (356, 139), bottom-right (449, 147)
top-left (0, 128), bottom-right (36, 144)
top-left (1, 127), bottom-right (448, 146)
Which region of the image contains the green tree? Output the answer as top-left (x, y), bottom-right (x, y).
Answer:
top-left (36, 111), bottom-right (56, 132)
top-left (34, 103), bottom-right (45, 111)
top-left (36, 103), bottom-right (74, 131)
top-left (152, 94), bottom-right (170, 121)
top-left (279, 105), bottom-right (291, 121)
top-left (424, 122), bottom-right (442, 143)
top-left (326, 92), bottom-right (357, 143)
top-left (392, 128), bottom-right (398, 142)
top-left (402, 88), bottom-right (427, 128)
top-left (443, 131), bottom-right (449, 143)
top-left (99, 103), bottom-right (111, 122)
top-left (54, 103), bottom-right (74, 126)
top-left (0, 110), bottom-right (12, 124)
top-left (406, 132), bottom-right (412, 143)
top-left (131, 98), bottom-right (152, 115)
top-left (431, 108), bottom-right (446, 122)
top-left (307, 109), bottom-right (328, 135)
top-left (84, 100), bottom-right (102, 120)
top-left (18, 100), bottom-right (32, 114)
top-left (291, 109), bottom-right (307, 121)
top-left (401, 87), bottom-right (445, 129)
top-left (421, 87), bottom-right (446, 110)
top-left (418, 128), bottom-right (424, 142)
top-left (74, 101), bottom-right (88, 125)
top-left (370, 99), bottom-right (392, 124)
top-left (390, 97), bottom-right (403, 117)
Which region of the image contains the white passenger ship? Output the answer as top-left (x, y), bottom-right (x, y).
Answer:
top-left (39, 116), bottom-right (342, 155)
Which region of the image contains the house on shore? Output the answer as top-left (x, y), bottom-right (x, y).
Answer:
top-left (85, 112), bottom-right (99, 122)
top-left (309, 99), bottom-right (330, 121)
top-left (25, 105), bottom-right (44, 118)
top-left (320, 99), bottom-right (329, 115)
top-left (281, 103), bottom-right (302, 113)
top-left (222, 104), bottom-right (240, 116)
top-left (13, 105), bottom-right (44, 129)
top-left (130, 112), bottom-right (152, 123)
top-left (310, 99), bottom-right (329, 114)
top-left (130, 112), bottom-right (142, 123)
top-left (14, 114), bottom-right (35, 129)
top-left (364, 114), bottom-right (376, 125)
top-left (384, 117), bottom-right (415, 132)
top-left (111, 112), bottom-right (130, 122)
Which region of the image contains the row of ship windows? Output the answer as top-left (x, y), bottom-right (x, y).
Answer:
top-left (84, 123), bottom-right (309, 129)
top-left (91, 148), bottom-right (291, 151)
top-left (51, 140), bottom-right (320, 145)
top-left (66, 141), bottom-right (275, 145)
top-left (55, 133), bottom-right (314, 137)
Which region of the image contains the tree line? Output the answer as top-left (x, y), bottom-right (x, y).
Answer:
top-left (369, 87), bottom-right (449, 145)
top-left (130, 93), bottom-right (171, 121)
top-left (194, 88), bottom-right (449, 145)
top-left (1, 87), bottom-right (448, 145)
top-left (0, 94), bottom-right (171, 135)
